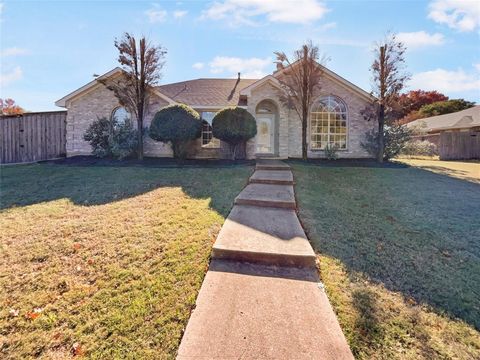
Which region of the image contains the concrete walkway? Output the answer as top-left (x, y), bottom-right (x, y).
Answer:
top-left (177, 159), bottom-right (353, 360)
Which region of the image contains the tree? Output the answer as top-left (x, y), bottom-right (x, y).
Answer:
top-left (212, 107), bottom-right (257, 160)
top-left (149, 104), bottom-right (201, 159)
top-left (99, 33), bottom-right (166, 160)
top-left (364, 33), bottom-right (410, 162)
top-left (274, 41), bottom-right (326, 160)
top-left (397, 90), bottom-right (448, 120)
top-left (1, 98), bottom-right (24, 115)
top-left (418, 99), bottom-right (475, 117)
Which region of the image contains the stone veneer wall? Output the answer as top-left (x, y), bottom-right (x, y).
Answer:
top-left (247, 77), bottom-right (375, 159)
top-left (65, 84), bottom-right (172, 157)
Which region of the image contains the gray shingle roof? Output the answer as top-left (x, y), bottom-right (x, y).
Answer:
top-left (407, 105), bottom-right (480, 132)
top-left (157, 78), bottom-right (259, 107)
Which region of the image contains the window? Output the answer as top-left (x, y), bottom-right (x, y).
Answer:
top-left (200, 111), bottom-right (220, 148)
top-left (310, 96), bottom-right (347, 150)
top-left (111, 107), bottom-right (131, 126)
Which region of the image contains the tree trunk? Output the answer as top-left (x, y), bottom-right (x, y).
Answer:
top-left (302, 109), bottom-right (308, 160)
top-left (231, 143), bottom-right (237, 161)
top-left (377, 104), bottom-right (385, 162)
top-left (137, 106), bottom-right (144, 160)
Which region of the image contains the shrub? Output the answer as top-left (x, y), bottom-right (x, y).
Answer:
top-left (149, 104), bottom-right (201, 159)
top-left (84, 117), bottom-right (139, 159)
top-left (362, 123), bottom-right (411, 161)
top-left (212, 107), bottom-right (257, 160)
top-left (84, 117), bottom-right (112, 157)
top-left (110, 121), bottom-right (139, 159)
top-left (324, 143), bottom-right (339, 160)
top-left (401, 140), bottom-right (438, 157)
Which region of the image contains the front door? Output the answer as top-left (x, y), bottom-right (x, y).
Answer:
top-left (256, 114), bottom-right (274, 154)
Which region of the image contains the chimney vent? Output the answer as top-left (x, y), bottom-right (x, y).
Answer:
top-left (237, 72), bottom-right (241, 80)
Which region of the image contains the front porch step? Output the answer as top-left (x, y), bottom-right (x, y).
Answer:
top-left (212, 205), bottom-right (316, 268)
top-left (255, 159), bottom-right (291, 171)
top-left (249, 170), bottom-right (294, 185)
top-left (234, 183), bottom-right (296, 209)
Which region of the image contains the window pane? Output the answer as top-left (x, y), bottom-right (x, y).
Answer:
top-left (112, 107), bottom-right (131, 126)
top-left (310, 96), bottom-right (348, 150)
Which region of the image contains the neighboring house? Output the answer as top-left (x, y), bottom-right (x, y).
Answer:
top-left (407, 106), bottom-right (480, 160)
top-left (55, 63), bottom-right (376, 159)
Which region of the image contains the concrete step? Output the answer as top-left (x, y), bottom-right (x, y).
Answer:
top-left (177, 260), bottom-right (354, 360)
top-left (235, 183), bottom-right (296, 209)
top-left (212, 205), bottom-right (316, 268)
top-left (249, 170), bottom-right (294, 185)
top-left (255, 159), bottom-right (291, 171)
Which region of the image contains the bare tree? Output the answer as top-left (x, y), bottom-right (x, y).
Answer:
top-left (275, 41), bottom-right (326, 160)
top-left (99, 33), bottom-right (166, 160)
top-left (366, 33), bottom-right (409, 162)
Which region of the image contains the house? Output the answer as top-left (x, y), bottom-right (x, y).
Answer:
top-left (407, 106), bottom-right (480, 160)
top-left (55, 63), bottom-right (376, 159)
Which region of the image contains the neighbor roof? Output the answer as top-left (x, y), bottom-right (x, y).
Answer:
top-left (157, 78), bottom-right (258, 107)
top-left (407, 105), bottom-right (480, 132)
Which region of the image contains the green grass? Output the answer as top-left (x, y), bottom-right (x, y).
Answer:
top-left (0, 162), bottom-right (252, 359)
top-left (291, 161), bottom-right (480, 359)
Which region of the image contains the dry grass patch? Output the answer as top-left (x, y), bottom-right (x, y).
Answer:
top-left (0, 163), bottom-right (252, 359)
top-left (396, 158), bottom-right (480, 184)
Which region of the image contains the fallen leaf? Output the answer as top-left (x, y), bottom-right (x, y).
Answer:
top-left (72, 342), bottom-right (84, 356)
top-left (26, 312), bottom-right (40, 320)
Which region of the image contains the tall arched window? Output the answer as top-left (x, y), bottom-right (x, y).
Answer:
top-left (310, 96), bottom-right (347, 150)
top-left (111, 107), bottom-right (131, 126)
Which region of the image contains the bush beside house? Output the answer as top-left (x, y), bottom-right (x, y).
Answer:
top-left (84, 116), bottom-right (138, 159)
top-left (212, 107), bottom-right (257, 160)
top-left (149, 104), bottom-right (202, 159)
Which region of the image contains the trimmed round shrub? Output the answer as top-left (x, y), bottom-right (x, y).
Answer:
top-left (212, 107), bottom-right (257, 160)
top-left (149, 104), bottom-right (201, 159)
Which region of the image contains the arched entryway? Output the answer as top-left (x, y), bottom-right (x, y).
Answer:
top-left (255, 100), bottom-right (279, 156)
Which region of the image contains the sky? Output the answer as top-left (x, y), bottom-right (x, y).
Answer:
top-left (1, 0), bottom-right (479, 111)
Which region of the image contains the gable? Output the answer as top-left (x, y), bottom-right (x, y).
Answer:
top-left (243, 62), bottom-right (374, 103)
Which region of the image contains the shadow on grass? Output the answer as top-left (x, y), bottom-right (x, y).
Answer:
top-left (291, 160), bottom-right (480, 330)
top-left (352, 288), bottom-right (383, 348)
top-left (419, 165), bottom-right (479, 183)
top-left (0, 157), bottom-right (254, 217)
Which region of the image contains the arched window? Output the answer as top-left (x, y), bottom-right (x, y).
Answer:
top-left (111, 107), bottom-right (131, 126)
top-left (310, 96), bottom-right (347, 150)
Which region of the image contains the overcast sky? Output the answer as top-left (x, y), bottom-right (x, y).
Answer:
top-left (1, 0), bottom-right (479, 111)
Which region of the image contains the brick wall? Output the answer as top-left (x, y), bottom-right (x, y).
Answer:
top-left (65, 84), bottom-right (172, 157)
top-left (247, 77), bottom-right (375, 159)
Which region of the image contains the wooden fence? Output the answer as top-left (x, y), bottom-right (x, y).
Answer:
top-left (439, 130), bottom-right (480, 160)
top-left (0, 111), bottom-right (67, 164)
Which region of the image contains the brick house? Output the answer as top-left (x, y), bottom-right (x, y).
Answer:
top-left (55, 63), bottom-right (375, 159)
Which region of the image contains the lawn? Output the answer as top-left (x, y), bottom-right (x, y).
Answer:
top-left (291, 161), bottom-right (480, 359)
top-left (0, 161), bottom-right (252, 359)
top-left (397, 158), bottom-right (480, 184)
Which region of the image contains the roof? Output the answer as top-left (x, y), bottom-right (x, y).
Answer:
top-left (269, 60), bottom-right (375, 102)
top-left (407, 105), bottom-right (480, 132)
top-left (55, 61), bottom-right (373, 109)
top-left (157, 78), bottom-right (258, 107)
top-left (55, 68), bottom-right (122, 107)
